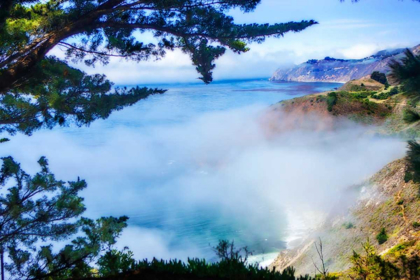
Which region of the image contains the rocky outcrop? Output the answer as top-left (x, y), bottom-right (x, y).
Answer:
top-left (270, 45), bottom-right (420, 83)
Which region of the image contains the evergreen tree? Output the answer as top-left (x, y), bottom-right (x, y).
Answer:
top-left (389, 49), bottom-right (420, 94)
top-left (0, 0), bottom-right (316, 135)
top-left (0, 156), bottom-right (128, 279)
top-left (405, 140), bottom-right (420, 183)
top-left (349, 241), bottom-right (399, 280)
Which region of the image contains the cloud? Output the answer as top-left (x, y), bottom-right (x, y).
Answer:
top-left (337, 44), bottom-right (382, 59)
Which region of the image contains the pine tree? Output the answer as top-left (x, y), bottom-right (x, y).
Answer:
top-left (0, 156), bottom-right (128, 279)
top-left (0, 0), bottom-right (316, 135)
top-left (389, 49), bottom-right (420, 94)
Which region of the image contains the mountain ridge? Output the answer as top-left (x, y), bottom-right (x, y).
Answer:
top-left (270, 44), bottom-right (420, 83)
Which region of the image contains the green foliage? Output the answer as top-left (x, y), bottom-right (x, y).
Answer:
top-left (327, 92), bottom-right (338, 112)
top-left (0, 0), bottom-right (317, 135)
top-left (389, 49), bottom-right (420, 94)
top-left (213, 240), bottom-right (252, 264)
top-left (351, 91), bottom-right (374, 99)
top-left (0, 156), bottom-right (128, 279)
top-left (376, 228), bottom-right (388, 245)
top-left (349, 84), bottom-right (368, 92)
top-left (405, 140), bottom-right (420, 184)
top-left (403, 109), bottom-right (420, 123)
top-left (97, 248), bottom-right (137, 277)
top-left (90, 240), bottom-right (314, 280)
top-left (389, 87), bottom-right (399, 96)
top-left (0, 57), bottom-right (165, 135)
top-left (371, 71), bottom-right (389, 85)
top-left (0, 138), bottom-right (9, 143)
top-left (343, 222), bottom-right (355, 229)
top-left (413, 222), bottom-right (420, 228)
top-left (116, 258), bottom-right (313, 280)
top-left (388, 241), bottom-right (416, 255)
top-left (371, 92), bottom-right (390, 100)
top-left (349, 241), bottom-right (399, 280)
top-left (0, 0), bottom-right (316, 90)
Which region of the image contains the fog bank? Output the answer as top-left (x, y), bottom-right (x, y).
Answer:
top-left (0, 104), bottom-right (406, 262)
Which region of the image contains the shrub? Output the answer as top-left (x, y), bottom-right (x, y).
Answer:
top-left (327, 92), bottom-right (338, 112)
top-left (343, 222), bottom-right (355, 229)
top-left (376, 228), bottom-right (388, 245)
top-left (349, 241), bottom-right (399, 280)
top-left (389, 87), bottom-right (399, 96)
top-left (371, 71), bottom-right (388, 85)
top-left (351, 91), bottom-right (374, 99)
top-left (372, 92), bottom-right (390, 100)
top-left (403, 109), bottom-right (420, 123)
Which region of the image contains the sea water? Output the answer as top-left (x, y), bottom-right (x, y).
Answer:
top-left (0, 79), bottom-right (341, 264)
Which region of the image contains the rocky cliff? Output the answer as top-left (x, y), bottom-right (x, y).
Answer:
top-left (270, 45), bottom-right (420, 83)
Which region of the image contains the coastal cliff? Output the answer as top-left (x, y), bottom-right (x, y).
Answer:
top-left (269, 158), bottom-right (420, 276)
top-left (270, 45), bottom-right (420, 83)
top-left (267, 76), bottom-right (420, 277)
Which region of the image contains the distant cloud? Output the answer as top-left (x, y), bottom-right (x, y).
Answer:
top-left (337, 44), bottom-right (382, 59)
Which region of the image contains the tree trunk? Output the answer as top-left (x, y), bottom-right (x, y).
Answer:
top-left (1, 250), bottom-right (4, 280)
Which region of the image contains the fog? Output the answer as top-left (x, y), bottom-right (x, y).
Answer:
top-left (0, 100), bottom-right (405, 263)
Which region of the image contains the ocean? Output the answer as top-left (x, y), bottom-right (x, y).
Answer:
top-left (1, 79), bottom-right (343, 264)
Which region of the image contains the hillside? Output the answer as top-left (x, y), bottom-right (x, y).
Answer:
top-left (269, 158), bottom-right (420, 277)
top-left (269, 77), bottom-right (420, 137)
top-left (270, 45), bottom-right (420, 83)
top-left (267, 76), bottom-right (420, 278)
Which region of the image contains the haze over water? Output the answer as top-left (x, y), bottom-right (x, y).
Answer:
top-left (0, 79), bottom-right (404, 265)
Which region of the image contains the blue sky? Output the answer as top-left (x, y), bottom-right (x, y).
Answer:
top-left (53, 0), bottom-right (420, 84)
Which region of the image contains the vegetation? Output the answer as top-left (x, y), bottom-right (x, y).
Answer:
top-left (389, 87), bottom-right (399, 96)
top-left (0, 156), bottom-right (128, 279)
top-left (402, 109), bottom-right (420, 123)
top-left (389, 49), bottom-right (420, 94)
top-left (0, 1), bottom-right (317, 279)
top-left (376, 228), bottom-right (388, 245)
top-left (0, 0), bottom-right (316, 136)
top-left (371, 92), bottom-right (390, 100)
top-left (0, 156), bottom-right (317, 280)
top-left (370, 71), bottom-right (389, 88)
top-left (349, 241), bottom-right (399, 280)
top-left (0, 1), bottom-right (418, 280)
top-left (327, 92), bottom-right (338, 112)
top-left (92, 256), bottom-right (314, 280)
top-left (343, 222), bottom-right (355, 229)
top-left (405, 140), bottom-right (420, 183)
